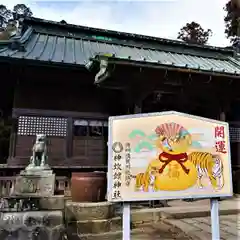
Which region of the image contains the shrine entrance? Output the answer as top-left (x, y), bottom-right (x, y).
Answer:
top-left (92, 59), bottom-right (240, 192)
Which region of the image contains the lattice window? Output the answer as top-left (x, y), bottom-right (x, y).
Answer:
top-left (73, 119), bottom-right (108, 137)
top-left (17, 116), bottom-right (67, 137)
top-left (229, 127), bottom-right (240, 142)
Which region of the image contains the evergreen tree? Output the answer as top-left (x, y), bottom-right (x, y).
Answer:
top-left (0, 4), bottom-right (33, 29)
top-left (224, 0), bottom-right (240, 43)
top-left (177, 21), bottom-right (212, 45)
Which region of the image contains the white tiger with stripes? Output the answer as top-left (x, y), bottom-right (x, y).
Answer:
top-left (188, 152), bottom-right (224, 190)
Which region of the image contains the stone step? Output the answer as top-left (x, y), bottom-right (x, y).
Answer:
top-left (71, 224), bottom-right (189, 240)
top-left (77, 230), bottom-right (122, 240)
top-left (0, 195), bottom-right (65, 212)
top-left (65, 201), bottom-right (120, 222)
top-left (39, 195), bottom-right (65, 210)
top-left (65, 199), bottom-right (240, 231)
top-left (71, 228), bottom-right (152, 240)
top-left (76, 216), bottom-right (122, 234)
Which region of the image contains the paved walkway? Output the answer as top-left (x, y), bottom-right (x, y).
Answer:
top-left (161, 197), bottom-right (240, 240)
top-left (163, 214), bottom-right (239, 240)
top-left (130, 197), bottom-right (240, 240)
top-left (121, 222), bottom-right (193, 240)
top-left (72, 222), bottom-right (193, 240)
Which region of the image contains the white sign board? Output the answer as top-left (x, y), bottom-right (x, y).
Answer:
top-left (107, 111), bottom-right (232, 202)
top-left (107, 111), bottom-right (233, 240)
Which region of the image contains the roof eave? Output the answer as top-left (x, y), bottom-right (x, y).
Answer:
top-left (89, 55), bottom-right (240, 79)
top-left (0, 55), bottom-right (88, 70)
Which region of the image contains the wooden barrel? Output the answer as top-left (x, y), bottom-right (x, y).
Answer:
top-left (71, 172), bottom-right (107, 202)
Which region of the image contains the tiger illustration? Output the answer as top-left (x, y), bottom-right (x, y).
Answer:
top-left (188, 152), bottom-right (224, 190)
top-left (132, 159), bottom-right (161, 192)
top-left (132, 172), bottom-right (155, 192)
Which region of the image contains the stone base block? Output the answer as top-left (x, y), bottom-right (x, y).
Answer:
top-left (14, 172), bottom-right (55, 197)
top-left (65, 201), bottom-right (119, 222)
top-left (76, 217), bottom-right (122, 234)
top-left (0, 225), bottom-right (65, 240)
top-left (39, 195), bottom-right (65, 210)
top-left (0, 195), bottom-right (65, 212)
top-left (0, 210), bottom-right (64, 240)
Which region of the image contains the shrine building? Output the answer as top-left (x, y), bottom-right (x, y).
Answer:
top-left (0, 17), bottom-right (240, 194)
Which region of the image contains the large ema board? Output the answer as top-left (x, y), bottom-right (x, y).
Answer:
top-left (107, 111), bottom-right (233, 202)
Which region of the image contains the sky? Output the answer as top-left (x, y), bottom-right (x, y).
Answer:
top-left (2, 0), bottom-right (230, 47)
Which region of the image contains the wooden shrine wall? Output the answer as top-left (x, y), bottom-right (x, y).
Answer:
top-left (230, 124), bottom-right (240, 167)
top-left (8, 70), bottom-right (124, 168)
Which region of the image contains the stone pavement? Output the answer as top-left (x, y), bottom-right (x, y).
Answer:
top-left (124, 222), bottom-right (193, 240)
top-left (130, 198), bottom-right (240, 226)
top-left (76, 222), bottom-right (193, 240)
top-left (161, 197), bottom-right (240, 219)
top-left (163, 214), bottom-right (239, 240)
top-left (161, 197), bottom-right (240, 240)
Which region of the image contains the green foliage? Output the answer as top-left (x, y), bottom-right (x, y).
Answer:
top-left (13, 4), bottom-right (32, 17)
top-left (224, 0), bottom-right (240, 43)
top-left (0, 4), bottom-right (33, 29)
top-left (0, 5), bottom-right (12, 29)
top-left (177, 21), bottom-right (212, 45)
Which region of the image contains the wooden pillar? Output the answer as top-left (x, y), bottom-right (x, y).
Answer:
top-left (66, 117), bottom-right (73, 158)
top-left (218, 89), bottom-right (232, 122)
top-left (8, 84), bottom-right (19, 161)
top-left (133, 103), bottom-right (142, 114)
top-left (220, 112), bottom-right (226, 121)
top-left (123, 90), bottom-right (132, 114)
top-left (124, 90), bottom-right (143, 114)
top-left (219, 99), bottom-right (231, 121)
top-left (8, 119), bottom-right (17, 159)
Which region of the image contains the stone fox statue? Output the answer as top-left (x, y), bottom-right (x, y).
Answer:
top-left (30, 134), bottom-right (47, 167)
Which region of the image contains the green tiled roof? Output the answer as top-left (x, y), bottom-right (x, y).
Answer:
top-left (229, 55), bottom-right (240, 68)
top-left (0, 17), bottom-right (240, 76)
